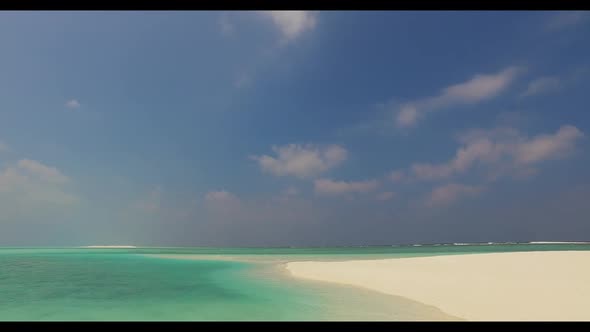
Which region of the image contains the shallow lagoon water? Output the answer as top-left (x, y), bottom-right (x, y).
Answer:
top-left (1, 244), bottom-right (588, 320)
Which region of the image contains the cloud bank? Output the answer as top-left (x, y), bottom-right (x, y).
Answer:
top-left (391, 125), bottom-right (584, 182)
top-left (314, 178), bottom-right (379, 196)
top-left (394, 67), bottom-right (522, 128)
top-left (251, 144), bottom-right (347, 178)
top-left (0, 159), bottom-right (76, 206)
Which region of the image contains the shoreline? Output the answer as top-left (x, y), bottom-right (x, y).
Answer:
top-left (285, 251), bottom-right (590, 321)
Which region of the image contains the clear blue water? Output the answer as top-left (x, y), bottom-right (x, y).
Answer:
top-left (1, 244), bottom-right (588, 321)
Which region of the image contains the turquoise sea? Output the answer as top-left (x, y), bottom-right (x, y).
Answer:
top-left (1, 244), bottom-right (589, 321)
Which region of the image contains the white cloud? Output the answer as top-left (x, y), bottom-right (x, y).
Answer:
top-left (521, 76), bottom-right (562, 97)
top-left (65, 99), bottom-right (80, 109)
top-left (260, 11), bottom-right (317, 43)
top-left (410, 137), bottom-right (507, 181)
top-left (396, 105), bottom-right (420, 128)
top-left (426, 183), bottom-right (482, 207)
top-left (0, 167), bottom-right (27, 193)
top-left (376, 191), bottom-right (395, 201)
top-left (441, 68), bottom-right (520, 103)
top-left (389, 170), bottom-right (406, 183)
top-left (205, 190), bottom-right (239, 203)
top-left (410, 163), bottom-right (455, 181)
top-left (395, 67), bottom-right (522, 128)
top-left (283, 187), bottom-right (299, 196)
top-left (17, 159), bottom-right (69, 184)
top-left (251, 144), bottom-right (348, 179)
top-left (314, 178), bottom-right (378, 196)
top-left (274, 186), bottom-right (301, 203)
top-left (219, 14), bottom-right (234, 35)
top-left (0, 160), bottom-right (76, 205)
top-left (514, 125), bottom-right (584, 164)
top-left (547, 11), bottom-right (589, 30)
top-left (456, 126), bottom-right (521, 144)
top-left (396, 125), bottom-right (584, 182)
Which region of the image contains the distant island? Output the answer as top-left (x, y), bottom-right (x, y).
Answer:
top-left (82, 245), bottom-right (137, 248)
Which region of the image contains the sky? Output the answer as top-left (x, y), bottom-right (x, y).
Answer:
top-left (1, 11), bottom-right (589, 246)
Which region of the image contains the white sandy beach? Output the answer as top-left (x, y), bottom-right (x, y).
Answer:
top-left (286, 251), bottom-right (590, 321)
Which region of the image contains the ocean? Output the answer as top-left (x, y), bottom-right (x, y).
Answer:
top-left (1, 244), bottom-right (588, 321)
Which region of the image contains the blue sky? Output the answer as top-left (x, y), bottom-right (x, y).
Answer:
top-left (1, 11), bottom-right (589, 246)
